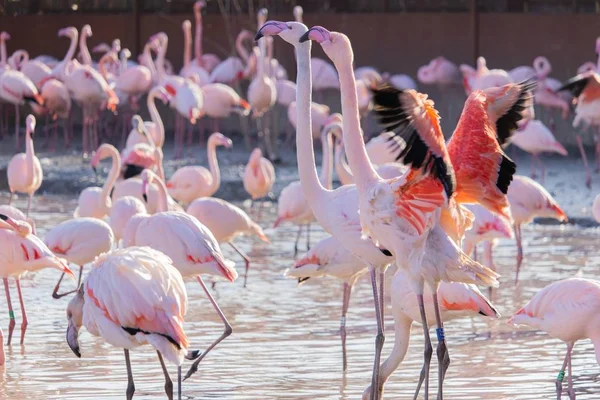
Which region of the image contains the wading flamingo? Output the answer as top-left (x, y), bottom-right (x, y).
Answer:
top-left (7, 115), bottom-right (43, 216)
top-left (187, 197), bottom-right (269, 287)
top-left (243, 147), bottom-right (276, 220)
top-left (167, 132), bottom-right (233, 204)
top-left (66, 246), bottom-right (188, 399)
top-left (507, 175), bottom-right (568, 283)
top-left (44, 217), bottom-right (114, 298)
top-left (129, 170), bottom-right (238, 381)
top-left (0, 213), bottom-right (73, 345)
top-left (509, 278), bottom-right (600, 400)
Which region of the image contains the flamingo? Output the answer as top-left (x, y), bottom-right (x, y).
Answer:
top-left (462, 204), bottom-right (513, 263)
top-left (243, 147), bottom-right (276, 219)
top-left (384, 72), bottom-right (417, 91)
top-left (509, 119), bottom-right (568, 182)
top-left (509, 278), bottom-right (600, 400)
top-left (200, 83), bottom-right (251, 133)
top-left (65, 246), bottom-right (188, 399)
top-left (417, 56), bottom-right (460, 86)
top-left (508, 175), bottom-right (568, 283)
top-left (209, 29), bottom-right (252, 84)
top-left (124, 86), bottom-right (169, 149)
top-left (114, 47), bottom-right (153, 124)
top-left (128, 169), bottom-right (238, 381)
top-left (109, 196), bottom-right (148, 245)
top-left (187, 197), bottom-right (270, 287)
top-left (121, 114), bottom-right (164, 180)
top-left (167, 132), bottom-right (233, 204)
top-left (593, 194), bottom-right (600, 222)
top-left (180, 19), bottom-right (210, 85)
top-left (35, 78), bottom-right (72, 151)
top-left (7, 115), bottom-right (43, 216)
top-left (0, 213), bottom-right (73, 345)
top-left (44, 217), bottom-right (114, 298)
top-left (248, 9), bottom-right (277, 159)
top-left (362, 270), bottom-right (499, 399)
top-left (273, 123), bottom-right (336, 255)
top-left (304, 26), bottom-right (531, 398)
top-left (0, 204), bottom-right (36, 234)
top-left (192, 1), bottom-right (221, 73)
top-left (10, 49), bottom-right (51, 89)
top-left (286, 235), bottom-right (368, 371)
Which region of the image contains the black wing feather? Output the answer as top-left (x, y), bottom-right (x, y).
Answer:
top-left (495, 79), bottom-right (536, 146)
top-left (558, 73), bottom-right (592, 98)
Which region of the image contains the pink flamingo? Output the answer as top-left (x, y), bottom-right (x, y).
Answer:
top-left (200, 83), bottom-right (251, 133)
top-left (180, 19), bottom-right (210, 85)
top-left (286, 235), bottom-right (368, 371)
top-left (273, 123), bottom-right (336, 255)
top-left (44, 217), bottom-right (114, 298)
top-left (462, 204), bottom-right (513, 265)
top-left (417, 56), bottom-right (460, 86)
top-left (124, 86), bottom-right (169, 149)
top-left (114, 47), bottom-right (153, 119)
top-left (167, 132), bottom-right (232, 204)
top-left (187, 197), bottom-right (269, 287)
top-left (129, 169), bottom-right (238, 381)
top-left (0, 204), bottom-right (36, 234)
top-left (248, 9), bottom-right (277, 159)
top-left (510, 120), bottom-right (568, 182)
top-left (35, 78), bottom-right (72, 152)
top-left (209, 30), bottom-right (254, 84)
top-left (65, 246), bottom-right (188, 399)
top-left (0, 213), bottom-right (73, 345)
top-left (10, 49), bottom-right (51, 89)
top-left (7, 115), bottom-right (43, 216)
top-left (508, 175), bottom-right (568, 283)
top-left (363, 269), bottom-right (499, 399)
top-left (243, 147), bottom-right (276, 219)
top-left (509, 278), bottom-right (600, 400)
top-left (109, 196), bottom-right (147, 245)
top-left (192, 1), bottom-right (221, 73)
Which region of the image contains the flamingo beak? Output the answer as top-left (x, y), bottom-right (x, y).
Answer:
top-left (66, 319), bottom-right (81, 358)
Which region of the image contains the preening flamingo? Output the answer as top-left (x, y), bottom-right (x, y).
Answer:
top-left (65, 246), bottom-right (188, 399)
top-left (130, 169), bottom-right (238, 380)
top-left (7, 115), bottom-right (43, 216)
top-left (507, 175), bottom-right (568, 283)
top-left (243, 147), bottom-right (276, 219)
top-left (187, 197), bottom-right (270, 287)
top-left (0, 213), bottom-right (73, 345)
top-left (44, 217), bottom-right (114, 298)
top-left (36, 78), bottom-right (72, 151)
top-left (362, 270), bottom-right (499, 399)
top-left (509, 278), bottom-right (600, 399)
top-left (167, 132), bottom-right (233, 204)
top-left (509, 119), bottom-right (568, 182)
top-left (286, 235), bottom-right (368, 370)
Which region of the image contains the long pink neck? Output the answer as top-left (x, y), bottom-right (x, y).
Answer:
top-left (24, 128), bottom-right (35, 185)
top-left (102, 146), bottom-right (121, 204)
top-left (147, 89), bottom-right (164, 148)
top-left (334, 142), bottom-right (353, 185)
top-left (154, 174), bottom-right (169, 212)
top-left (236, 32), bottom-right (250, 63)
top-left (64, 32), bottom-right (78, 64)
top-left (379, 313), bottom-right (412, 388)
top-left (155, 37), bottom-right (167, 82)
top-left (335, 47), bottom-right (379, 188)
top-left (319, 131), bottom-right (334, 190)
top-left (0, 37), bottom-right (6, 66)
top-left (194, 9), bottom-right (204, 66)
top-left (295, 35), bottom-right (328, 206)
top-left (206, 137), bottom-right (221, 195)
top-left (143, 43), bottom-right (157, 82)
top-left (183, 23), bottom-right (192, 69)
top-left (79, 30), bottom-right (92, 66)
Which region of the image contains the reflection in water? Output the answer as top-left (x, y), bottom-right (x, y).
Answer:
top-left (0, 195), bottom-right (598, 399)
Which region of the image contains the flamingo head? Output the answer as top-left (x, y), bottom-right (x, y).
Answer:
top-left (0, 32), bottom-right (10, 41)
top-left (140, 169), bottom-right (157, 203)
top-left (90, 143), bottom-right (116, 170)
top-left (58, 27), bottom-right (77, 38)
top-left (256, 21), bottom-right (308, 46)
top-left (120, 48), bottom-right (131, 61)
top-left (194, 0), bottom-right (206, 13)
top-left (257, 8), bottom-right (268, 24)
top-left (249, 147), bottom-right (263, 164)
top-left (182, 20), bottom-right (192, 31)
top-left (209, 132), bottom-right (233, 149)
top-left (66, 285), bottom-right (84, 358)
top-left (92, 42), bottom-right (111, 54)
top-left (111, 38), bottom-right (121, 53)
top-left (81, 24), bottom-right (92, 38)
top-left (533, 56), bottom-right (551, 79)
top-left (293, 5), bottom-right (303, 21)
top-left (300, 26), bottom-right (349, 66)
top-left (25, 115), bottom-right (36, 136)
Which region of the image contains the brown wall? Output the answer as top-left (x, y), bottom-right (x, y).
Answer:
top-left (1, 12), bottom-right (599, 145)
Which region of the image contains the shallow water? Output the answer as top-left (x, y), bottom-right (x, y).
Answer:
top-left (0, 195), bottom-right (599, 399)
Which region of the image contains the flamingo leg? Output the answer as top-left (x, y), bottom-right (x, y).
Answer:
top-left (52, 265), bottom-right (83, 299)
top-left (514, 224), bottom-right (523, 285)
top-left (567, 343), bottom-right (575, 400)
top-left (3, 278), bottom-right (15, 346)
top-left (8, 192), bottom-right (13, 206)
top-left (15, 278), bottom-right (27, 345)
top-left (293, 224), bottom-right (304, 257)
top-left (575, 135), bottom-right (592, 188)
top-left (413, 293), bottom-right (433, 400)
top-left (228, 242), bottom-right (251, 288)
top-left (368, 266), bottom-right (384, 400)
top-left (306, 223), bottom-right (311, 251)
top-left (340, 282), bottom-right (352, 372)
top-left (26, 194), bottom-right (32, 218)
top-left (177, 366), bottom-right (182, 400)
top-left (555, 342), bottom-right (574, 400)
top-left (530, 154), bottom-right (537, 179)
top-left (156, 351), bottom-right (174, 400)
top-left (433, 289), bottom-right (450, 400)
top-left (184, 276), bottom-right (232, 381)
top-left (14, 104), bottom-right (20, 151)
top-left (124, 349), bottom-right (135, 400)
top-left (537, 155), bottom-right (546, 185)
top-left (483, 241), bottom-right (496, 299)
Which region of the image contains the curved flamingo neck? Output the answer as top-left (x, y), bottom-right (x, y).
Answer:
top-left (155, 37), bottom-right (167, 82)
top-left (334, 45), bottom-right (379, 188)
top-left (319, 131), bottom-right (334, 190)
top-left (24, 127), bottom-right (35, 184)
top-left (79, 30), bottom-right (92, 66)
top-left (153, 174), bottom-right (169, 212)
top-left (236, 32), bottom-right (250, 63)
top-left (256, 43), bottom-right (265, 79)
top-left (102, 146), bottom-right (121, 204)
top-left (155, 148), bottom-right (165, 182)
top-left (98, 53), bottom-right (113, 79)
top-left (64, 32), bottom-right (78, 64)
top-left (295, 37), bottom-right (328, 204)
top-left (143, 43), bottom-right (157, 82)
top-left (194, 9), bottom-right (204, 67)
top-left (334, 143), bottom-right (353, 185)
top-left (119, 51), bottom-right (129, 75)
top-left (0, 37), bottom-right (7, 66)
top-left (183, 23), bottom-right (192, 69)
top-left (379, 313), bottom-right (412, 389)
top-left (147, 89), bottom-right (164, 147)
top-left (206, 137), bottom-right (222, 195)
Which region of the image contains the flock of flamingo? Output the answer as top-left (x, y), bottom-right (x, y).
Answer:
top-left (1, 3), bottom-right (600, 400)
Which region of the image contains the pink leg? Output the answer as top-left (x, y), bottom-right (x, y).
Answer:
top-left (576, 135), bottom-right (592, 188)
top-left (184, 276), bottom-right (232, 380)
top-left (530, 154), bottom-right (537, 179)
top-left (15, 278), bottom-right (27, 345)
top-left (229, 242), bottom-right (251, 288)
top-left (14, 105), bottom-right (20, 151)
top-left (3, 278), bottom-right (16, 346)
top-left (26, 194), bottom-right (32, 217)
top-left (340, 283), bottom-right (353, 372)
top-left (514, 224), bottom-right (523, 284)
top-left (186, 120), bottom-right (193, 147)
top-left (433, 290), bottom-right (450, 398)
top-left (556, 342), bottom-right (574, 400)
top-left (8, 192), bottom-right (13, 206)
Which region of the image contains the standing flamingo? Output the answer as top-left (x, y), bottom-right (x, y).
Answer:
top-left (508, 175), bottom-right (568, 283)
top-left (44, 217), bottom-right (114, 298)
top-left (192, 1), bottom-right (221, 73)
top-left (7, 115), bottom-right (43, 216)
top-left (417, 57), bottom-right (460, 86)
top-left (66, 246), bottom-right (188, 399)
top-left (209, 30), bottom-right (252, 85)
top-left (362, 270), bottom-right (499, 399)
top-left (509, 278), bottom-right (600, 400)
top-left (0, 213), bottom-right (73, 345)
top-left (129, 170), bottom-right (238, 381)
top-left (167, 132), bottom-right (233, 204)
top-left (243, 147), bottom-right (276, 219)
top-left (187, 197), bottom-right (269, 287)
top-left (180, 19), bottom-right (210, 85)
top-left (124, 86), bottom-right (169, 149)
top-left (109, 196), bottom-right (147, 245)
top-left (200, 83), bottom-right (251, 133)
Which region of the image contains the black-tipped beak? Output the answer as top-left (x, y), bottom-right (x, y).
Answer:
top-left (92, 166), bottom-right (97, 176)
top-left (299, 31), bottom-right (310, 43)
top-left (142, 193), bottom-right (148, 203)
top-left (66, 321), bottom-right (81, 358)
top-left (254, 31), bottom-right (264, 42)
